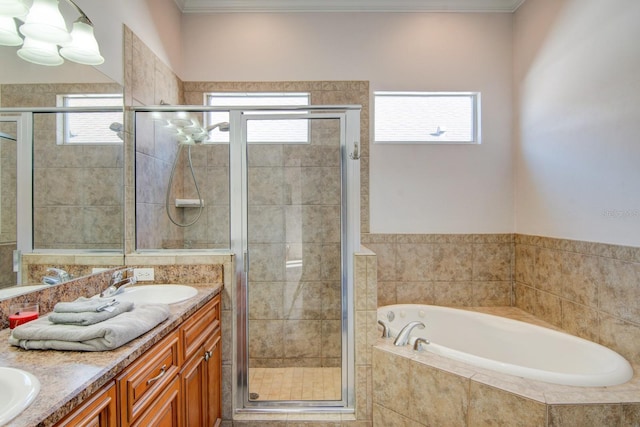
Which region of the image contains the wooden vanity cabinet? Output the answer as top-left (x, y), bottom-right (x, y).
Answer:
top-left (180, 294), bottom-right (222, 427)
top-left (54, 382), bottom-right (117, 427)
top-left (117, 330), bottom-right (181, 426)
top-left (54, 294), bottom-right (221, 427)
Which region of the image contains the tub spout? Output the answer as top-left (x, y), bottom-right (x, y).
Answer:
top-left (393, 321), bottom-right (425, 346)
top-left (377, 320), bottom-right (391, 338)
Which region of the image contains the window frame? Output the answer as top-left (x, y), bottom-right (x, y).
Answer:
top-left (56, 93), bottom-right (124, 145)
top-left (374, 91), bottom-right (481, 145)
top-left (204, 92), bottom-right (311, 144)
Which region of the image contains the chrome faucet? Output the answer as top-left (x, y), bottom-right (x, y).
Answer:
top-left (377, 319), bottom-right (391, 338)
top-left (100, 268), bottom-right (137, 298)
top-left (393, 321), bottom-right (425, 346)
top-left (42, 267), bottom-right (73, 285)
top-left (413, 337), bottom-right (430, 351)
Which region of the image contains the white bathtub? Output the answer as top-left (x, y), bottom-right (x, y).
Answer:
top-left (378, 304), bottom-right (634, 387)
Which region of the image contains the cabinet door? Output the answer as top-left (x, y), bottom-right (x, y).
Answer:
top-left (182, 327), bottom-right (222, 427)
top-left (181, 342), bottom-right (207, 427)
top-left (132, 375), bottom-right (181, 427)
top-left (206, 331), bottom-right (222, 427)
top-left (55, 382), bottom-right (117, 427)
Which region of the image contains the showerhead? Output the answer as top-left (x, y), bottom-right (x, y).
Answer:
top-left (206, 121), bottom-right (230, 133)
top-left (109, 122), bottom-right (124, 141)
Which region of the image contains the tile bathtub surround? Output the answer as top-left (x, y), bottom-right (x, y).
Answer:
top-left (363, 233), bottom-right (514, 308)
top-left (373, 314), bottom-right (640, 427)
top-left (514, 234), bottom-right (640, 365)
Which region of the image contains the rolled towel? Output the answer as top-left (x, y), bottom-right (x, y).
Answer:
top-left (54, 297), bottom-right (118, 313)
top-left (49, 300), bottom-right (134, 326)
top-left (8, 304), bottom-right (170, 352)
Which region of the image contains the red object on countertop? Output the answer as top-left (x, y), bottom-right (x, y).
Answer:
top-left (9, 311), bottom-right (39, 329)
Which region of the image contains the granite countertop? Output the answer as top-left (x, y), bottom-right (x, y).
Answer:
top-left (0, 283), bottom-right (223, 427)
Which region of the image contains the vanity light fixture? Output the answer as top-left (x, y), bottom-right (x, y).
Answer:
top-left (0, 0), bottom-right (104, 66)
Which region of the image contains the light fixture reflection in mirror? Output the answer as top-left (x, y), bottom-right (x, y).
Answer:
top-left (0, 0), bottom-right (104, 66)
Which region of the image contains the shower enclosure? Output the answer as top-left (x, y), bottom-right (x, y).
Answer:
top-left (134, 105), bottom-right (361, 413)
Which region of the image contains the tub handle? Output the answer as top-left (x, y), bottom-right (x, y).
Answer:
top-left (377, 320), bottom-right (391, 338)
top-left (413, 337), bottom-right (430, 351)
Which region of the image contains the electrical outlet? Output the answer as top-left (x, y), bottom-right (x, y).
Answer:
top-left (134, 267), bottom-right (155, 281)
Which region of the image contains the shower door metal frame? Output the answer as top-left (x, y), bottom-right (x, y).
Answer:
top-left (0, 114), bottom-right (31, 284)
top-left (231, 107), bottom-right (361, 413)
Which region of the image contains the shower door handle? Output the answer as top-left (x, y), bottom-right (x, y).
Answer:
top-left (244, 250), bottom-right (249, 273)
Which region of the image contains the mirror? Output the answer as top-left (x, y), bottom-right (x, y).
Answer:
top-left (0, 36), bottom-right (124, 299)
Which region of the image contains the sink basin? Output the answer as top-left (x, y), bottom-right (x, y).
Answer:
top-left (112, 284), bottom-right (198, 305)
top-left (0, 367), bottom-right (40, 425)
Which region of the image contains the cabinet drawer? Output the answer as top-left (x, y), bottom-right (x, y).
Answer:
top-left (55, 381), bottom-right (116, 427)
top-left (118, 329), bottom-right (180, 426)
top-left (181, 294), bottom-right (220, 361)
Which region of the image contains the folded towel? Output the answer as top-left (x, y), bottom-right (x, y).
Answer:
top-left (53, 297), bottom-right (118, 313)
top-left (8, 304), bottom-right (171, 352)
top-left (49, 300), bottom-right (134, 326)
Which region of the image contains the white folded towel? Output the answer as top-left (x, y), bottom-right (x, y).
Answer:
top-left (53, 297), bottom-right (118, 313)
top-left (49, 299), bottom-right (134, 326)
top-left (8, 304), bottom-right (171, 352)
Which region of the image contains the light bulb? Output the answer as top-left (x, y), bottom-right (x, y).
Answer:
top-left (0, 0), bottom-right (28, 18)
top-left (17, 36), bottom-right (64, 66)
top-left (60, 20), bottom-right (104, 65)
top-left (19, 0), bottom-right (70, 45)
top-left (0, 15), bottom-right (21, 45)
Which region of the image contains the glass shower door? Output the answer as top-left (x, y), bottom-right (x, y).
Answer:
top-left (243, 113), bottom-right (345, 405)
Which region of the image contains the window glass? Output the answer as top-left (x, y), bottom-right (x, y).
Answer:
top-left (374, 92), bottom-right (480, 144)
top-left (205, 92), bottom-right (310, 143)
top-left (57, 94), bottom-right (123, 144)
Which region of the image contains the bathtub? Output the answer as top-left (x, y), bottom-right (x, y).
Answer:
top-left (377, 304), bottom-right (634, 387)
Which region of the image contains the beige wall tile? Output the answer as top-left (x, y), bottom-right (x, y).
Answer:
top-left (548, 404), bottom-right (621, 427)
top-left (468, 381), bottom-right (547, 427)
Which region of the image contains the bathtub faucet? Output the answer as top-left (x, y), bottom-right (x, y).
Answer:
top-left (393, 321), bottom-right (425, 346)
top-left (413, 337), bottom-right (430, 351)
top-left (377, 320), bottom-right (391, 338)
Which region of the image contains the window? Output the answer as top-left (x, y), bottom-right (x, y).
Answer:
top-left (374, 91), bottom-right (481, 144)
top-left (205, 92), bottom-right (310, 143)
top-left (57, 94), bottom-right (123, 144)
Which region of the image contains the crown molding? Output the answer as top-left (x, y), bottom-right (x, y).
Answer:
top-left (177, 0), bottom-right (527, 13)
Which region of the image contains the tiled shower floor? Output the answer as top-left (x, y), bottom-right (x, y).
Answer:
top-left (249, 367), bottom-right (342, 401)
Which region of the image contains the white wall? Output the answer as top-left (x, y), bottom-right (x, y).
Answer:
top-left (514, 0), bottom-right (640, 246)
top-left (182, 12), bottom-right (515, 234)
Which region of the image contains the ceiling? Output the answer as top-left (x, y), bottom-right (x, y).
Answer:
top-left (174, 0), bottom-right (527, 13)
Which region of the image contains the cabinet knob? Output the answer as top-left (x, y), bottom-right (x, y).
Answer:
top-left (204, 351), bottom-right (212, 361)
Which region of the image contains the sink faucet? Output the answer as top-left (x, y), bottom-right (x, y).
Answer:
top-left (100, 268), bottom-right (137, 298)
top-left (393, 321), bottom-right (425, 346)
top-left (42, 267), bottom-right (73, 285)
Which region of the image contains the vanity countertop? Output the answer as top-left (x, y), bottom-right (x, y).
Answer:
top-left (0, 283), bottom-right (223, 427)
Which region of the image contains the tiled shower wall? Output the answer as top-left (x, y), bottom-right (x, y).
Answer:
top-left (0, 82), bottom-right (123, 252)
top-left (124, 25), bottom-right (187, 251)
top-left (515, 234), bottom-right (640, 365)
